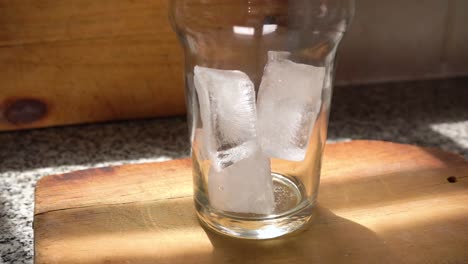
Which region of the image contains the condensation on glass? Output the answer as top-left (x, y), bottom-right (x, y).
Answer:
top-left (170, 0), bottom-right (354, 239)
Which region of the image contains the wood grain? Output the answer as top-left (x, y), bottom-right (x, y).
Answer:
top-left (34, 141), bottom-right (468, 264)
top-left (0, 0), bottom-right (185, 131)
top-left (2, 0), bottom-right (468, 130)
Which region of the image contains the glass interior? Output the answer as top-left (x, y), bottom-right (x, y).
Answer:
top-left (170, 0), bottom-right (354, 239)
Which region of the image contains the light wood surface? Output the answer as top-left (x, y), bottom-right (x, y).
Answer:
top-left (34, 140), bottom-right (468, 263)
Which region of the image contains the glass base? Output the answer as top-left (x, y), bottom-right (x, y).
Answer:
top-left (195, 173), bottom-right (316, 240)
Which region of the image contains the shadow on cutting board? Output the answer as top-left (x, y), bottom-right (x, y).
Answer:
top-left (203, 206), bottom-right (399, 264)
top-left (34, 195), bottom-right (397, 263)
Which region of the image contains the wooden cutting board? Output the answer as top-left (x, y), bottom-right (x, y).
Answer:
top-left (34, 140), bottom-right (468, 264)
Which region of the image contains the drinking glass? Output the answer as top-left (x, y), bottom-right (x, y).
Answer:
top-left (170, 0), bottom-right (354, 239)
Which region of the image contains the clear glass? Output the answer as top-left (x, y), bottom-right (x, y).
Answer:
top-left (170, 0), bottom-right (354, 239)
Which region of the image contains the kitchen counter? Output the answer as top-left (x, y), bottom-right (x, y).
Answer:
top-left (1, 78), bottom-right (467, 263)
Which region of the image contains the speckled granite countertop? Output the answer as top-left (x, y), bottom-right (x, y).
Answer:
top-left (1, 78), bottom-right (467, 263)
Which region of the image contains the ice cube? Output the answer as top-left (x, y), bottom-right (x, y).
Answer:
top-left (194, 66), bottom-right (259, 171)
top-left (195, 66), bottom-right (275, 214)
top-left (257, 51), bottom-right (326, 161)
top-left (267, 51), bottom-right (291, 61)
top-left (208, 150), bottom-right (275, 214)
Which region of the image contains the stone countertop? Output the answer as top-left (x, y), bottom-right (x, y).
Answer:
top-left (1, 78), bottom-right (467, 263)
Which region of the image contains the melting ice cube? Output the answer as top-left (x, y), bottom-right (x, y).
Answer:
top-left (194, 66), bottom-right (275, 214)
top-left (257, 51), bottom-right (326, 161)
top-left (208, 150), bottom-right (275, 214)
top-left (194, 66), bottom-right (259, 171)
